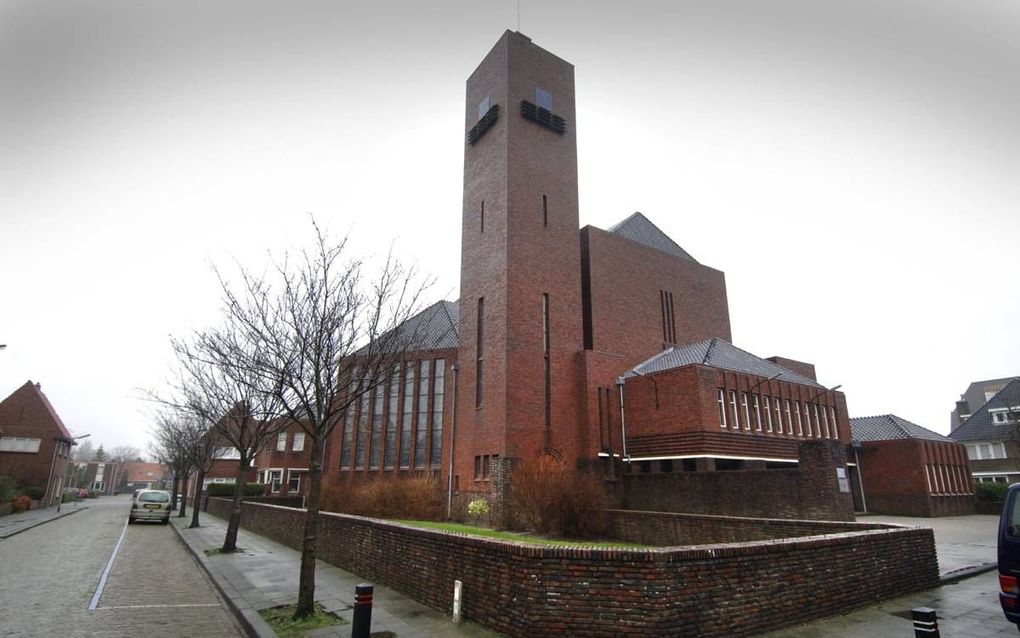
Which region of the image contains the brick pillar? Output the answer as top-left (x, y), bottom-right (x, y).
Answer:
top-left (491, 456), bottom-right (518, 526)
top-left (797, 441), bottom-right (855, 521)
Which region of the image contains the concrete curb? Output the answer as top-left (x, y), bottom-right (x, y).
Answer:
top-left (940, 561), bottom-right (998, 585)
top-left (0, 505), bottom-right (87, 539)
top-left (170, 518), bottom-right (279, 638)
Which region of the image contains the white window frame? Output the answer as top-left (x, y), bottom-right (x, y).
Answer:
top-left (794, 401), bottom-right (803, 436)
top-left (0, 437), bottom-right (42, 453)
top-left (717, 389), bottom-right (727, 428)
top-left (287, 468), bottom-right (307, 493)
top-left (292, 431), bottom-right (305, 453)
top-left (763, 396), bottom-right (773, 433)
top-left (267, 469), bottom-right (283, 493)
top-left (741, 392), bottom-right (751, 431)
top-left (276, 432), bottom-right (287, 452)
top-left (729, 391), bottom-right (739, 430)
top-left (752, 395), bottom-right (762, 432)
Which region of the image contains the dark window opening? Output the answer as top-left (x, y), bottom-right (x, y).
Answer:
top-left (660, 290), bottom-right (676, 343)
top-left (639, 460), bottom-right (652, 474)
top-left (542, 194), bottom-right (548, 227)
top-left (476, 298), bottom-right (484, 408)
top-left (715, 459), bottom-right (742, 471)
top-left (682, 459), bottom-right (698, 472)
top-left (480, 200), bottom-right (484, 233)
top-left (660, 459), bottom-right (674, 473)
top-left (543, 293), bottom-right (551, 428)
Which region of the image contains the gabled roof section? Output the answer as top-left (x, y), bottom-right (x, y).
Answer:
top-left (850, 414), bottom-right (953, 443)
top-left (391, 299), bottom-right (460, 352)
top-left (624, 338), bottom-right (822, 388)
top-left (0, 380), bottom-right (74, 440)
top-left (950, 379), bottom-right (1020, 443)
top-left (607, 212), bottom-right (697, 263)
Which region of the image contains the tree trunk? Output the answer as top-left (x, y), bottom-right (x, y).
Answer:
top-left (222, 460), bottom-right (250, 552)
top-left (171, 476), bottom-right (180, 513)
top-left (294, 435), bottom-right (323, 619)
top-left (179, 475), bottom-right (189, 518)
top-left (189, 470), bottom-right (205, 528)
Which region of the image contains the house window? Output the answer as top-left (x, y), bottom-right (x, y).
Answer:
top-left (774, 397), bottom-right (783, 433)
top-left (276, 432), bottom-right (287, 452)
top-left (287, 471), bottom-right (302, 493)
top-left (752, 395), bottom-right (762, 432)
top-left (717, 389), bottom-right (727, 428)
top-left (341, 374), bottom-right (357, 469)
top-left (812, 404), bottom-right (822, 438)
top-left (741, 393), bottom-right (751, 431)
top-left (0, 437), bottom-right (41, 453)
top-left (763, 396), bottom-right (773, 432)
top-left (416, 360), bottom-right (431, 468)
top-left (292, 432), bottom-right (304, 453)
top-left (371, 381), bottom-right (385, 469)
top-left (729, 391), bottom-right (739, 430)
top-left (431, 359), bottom-right (445, 468)
top-left (830, 406), bottom-right (838, 438)
top-left (400, 363), bottom-right (414, 469)
top-left (268, 470), bottom-right (282, 493)
top-left (385, 364), bottom-right (399, 469)
top-left (355, 388), bottom-right (371, 468)
top-left (803, 402), bottom-right (813, 437)
top-left (821, 406), bottom-right (830, 438)
top-left (794, 401), bottom-right (803, 436)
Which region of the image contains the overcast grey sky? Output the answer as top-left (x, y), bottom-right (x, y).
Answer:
top-left (2, 0), bottom-right (1018, 454)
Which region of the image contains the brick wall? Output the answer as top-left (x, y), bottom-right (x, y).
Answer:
top-left (207, 497), bottom-right (937, 637)
top-left (606, 509), bottom-right (892, 545)
top-left (620, 440), bottom-right (855, 521)
top-left (857, 438), bottom-right (975, 517)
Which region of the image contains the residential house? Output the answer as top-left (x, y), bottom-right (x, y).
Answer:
top-left (949, 379), bottom-right (1020, 484)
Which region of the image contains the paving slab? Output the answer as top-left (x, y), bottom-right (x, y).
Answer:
top-left (0, 500), bottom-right (88, 538)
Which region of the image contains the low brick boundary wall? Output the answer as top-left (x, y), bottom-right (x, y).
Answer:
top-left (207, 498), bottom-right (939, 637)
top-left (606, 509), bottom-right (893, 545)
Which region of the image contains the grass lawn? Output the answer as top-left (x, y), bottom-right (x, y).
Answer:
top-left (394, 519), bottom-right (647, 548)
top-left (259, 603), bottom-right (346, 638)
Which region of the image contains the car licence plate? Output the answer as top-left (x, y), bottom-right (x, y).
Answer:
top-left (144, 504), bottom-right (160, 509)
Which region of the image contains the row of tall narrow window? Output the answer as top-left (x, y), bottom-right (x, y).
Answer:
top-left (925, 463), bottom-right (970, 495)
top-left (717, 388), bottom-right (839, 439)
top-left (339, 359), bottom-right (446, 471)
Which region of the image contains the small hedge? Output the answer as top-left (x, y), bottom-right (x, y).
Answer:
top-left (23, 486), bottom-right (44, 500)
top-left (976, 481), bottom-right (1011, 502)
top-left (207, 482), bottom-right (265, 497)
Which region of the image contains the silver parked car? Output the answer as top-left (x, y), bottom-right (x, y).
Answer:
top-left (128, 489), bottom-right (172, 524)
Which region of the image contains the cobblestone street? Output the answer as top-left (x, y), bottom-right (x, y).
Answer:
top-left (0, 494), bottom-right (243, 637)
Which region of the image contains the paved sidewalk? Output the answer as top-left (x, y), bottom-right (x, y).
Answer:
top-left (171, 512), bottom-right (500, 638)
top-left (0, 500), bottom-right (88, 539)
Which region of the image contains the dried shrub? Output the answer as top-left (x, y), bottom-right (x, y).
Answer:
top-left (507, 452), bottom-right (608, 539)
top-left (321, 474), bottom-right (443, 521)
top-left (11, 495), bottom-right (32, 513)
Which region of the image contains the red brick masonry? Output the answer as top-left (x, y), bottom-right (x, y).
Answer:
top-left (207, 498), bottom-right (938, 637)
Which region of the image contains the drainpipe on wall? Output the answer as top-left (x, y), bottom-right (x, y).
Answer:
top-left (853, 442), bottom-right (867, 513)
top-left (447, 364), bottom-right (459, 519)
top-left (616, 377), bottom-right (628, 461)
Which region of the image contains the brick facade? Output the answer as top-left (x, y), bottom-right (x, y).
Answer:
top-left (208, 498), bottom-right (938, 637)
top-left (855, 438), bottom-right (974, 517)
top-left (0, 381), bottom-right (76, 505)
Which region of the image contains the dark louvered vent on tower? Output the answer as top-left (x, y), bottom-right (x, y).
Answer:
top-left (520, 100), bottom-right (567, 134)
top-left (467, 104), bottom-right (500, 145)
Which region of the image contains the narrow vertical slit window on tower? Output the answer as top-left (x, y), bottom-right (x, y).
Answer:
top-left (542, 194), bottom-right (548, 227)
top-left (660, 290), bottom-right (677, 343)
top-left (480, 200), bottom-right (484, 233)
top-left (476, 297), bottom-right (484, 408)
top-left (543, 293), bottom-right (551, 427)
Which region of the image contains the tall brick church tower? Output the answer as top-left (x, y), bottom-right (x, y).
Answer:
top-left (454, 31), bottom-right (584, 484)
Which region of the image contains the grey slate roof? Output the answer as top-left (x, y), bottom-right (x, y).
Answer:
top-left (374, 299), bottom-right (459, 353)
top-left (608, 212), bottom-right (697, 263)
top-left (850, 414), bottom-right (953, 443)
top-left (949, 379), bottom-right (1020, 443)
top-left (624, 337), bottom-right (823, 388)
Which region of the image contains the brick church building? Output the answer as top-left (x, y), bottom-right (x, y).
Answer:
top-left (323, 32), bottom-right (851, 514)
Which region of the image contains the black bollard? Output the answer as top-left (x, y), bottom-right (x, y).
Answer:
top-left (911, 607), bottom-right (939, 637)
top-left (352, 583), bottom-right (374, 638)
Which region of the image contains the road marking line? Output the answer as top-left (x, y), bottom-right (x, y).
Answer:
top-left (97, 604), bottom-right (222, 610)
top-left (89, 518), bottom-right (129, 611)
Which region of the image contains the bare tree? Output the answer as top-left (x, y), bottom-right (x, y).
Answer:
top-left (216, 221), bottom-right (429, 618)
top-left (170, 328), bottom-right (287, 551)
top-left (151, 410), bottom-right (193, 516)
top-left (108, 445), bottom-right (145, 463)
top-left (73, 439), bottom-right (95, 462)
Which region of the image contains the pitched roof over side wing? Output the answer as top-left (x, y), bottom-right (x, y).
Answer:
top-left (850, 414), bottom-right (953, 443)
top-left (607, 212), bottom-right (698, 262)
